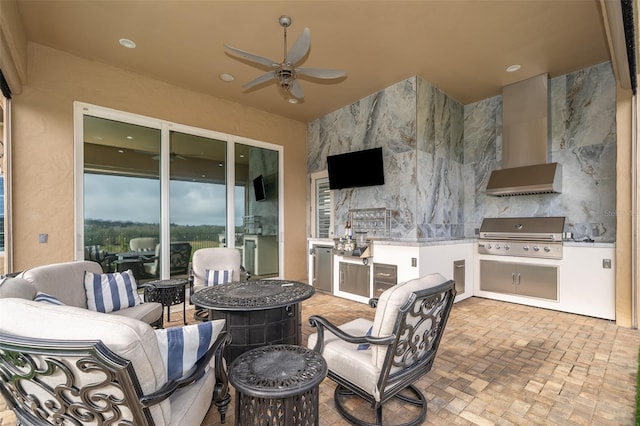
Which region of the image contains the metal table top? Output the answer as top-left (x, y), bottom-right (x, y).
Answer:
top-left (229, 344), bottom-right (327, 398)
top-left (190, 279), bottom-right (315, 311)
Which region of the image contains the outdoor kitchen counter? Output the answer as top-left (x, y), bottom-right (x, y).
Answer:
top-left (564, 241), bottom-right (615, 248)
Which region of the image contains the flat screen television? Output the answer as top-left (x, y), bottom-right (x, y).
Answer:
top-left (327, 147), bottom-right (385, 190)
top-left (253, 175), bottom-right (266, 201)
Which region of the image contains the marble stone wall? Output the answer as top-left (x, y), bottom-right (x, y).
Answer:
top-left (464, 62), bottom-right (616, 242)
top-left (308, 76), bottom-right (465, 240)
top-left (308, 61), bottom-right (616, 242)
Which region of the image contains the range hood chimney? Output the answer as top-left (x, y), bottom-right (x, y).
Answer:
top-left (485, 73), bottom-right (562, 196)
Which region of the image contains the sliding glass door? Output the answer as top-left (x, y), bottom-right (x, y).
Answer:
top-left (75, 103), bottom-right (282, 281)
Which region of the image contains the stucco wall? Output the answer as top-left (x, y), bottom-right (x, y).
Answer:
top-left (10, 43), bottom-right (308, 281)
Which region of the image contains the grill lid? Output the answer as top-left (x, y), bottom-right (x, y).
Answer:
top-left (480, 216), bottom-right (565, 240)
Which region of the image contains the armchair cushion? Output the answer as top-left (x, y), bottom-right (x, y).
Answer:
top-left (0, 277), bottom-right (36, 300)
top-left (155, 319), bottom-right (225, 381)
top-left (84, 269), bottom-right (142, 313)
top-left (308, 317), bottom-right (381, 397)
top-left (204, 269), bottom-right (233, 286)
top-left (34, 291), bottom-right (65, 305)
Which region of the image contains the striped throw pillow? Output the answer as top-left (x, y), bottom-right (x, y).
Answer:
top-left (84, 269), bottom-right (141, 313)
top-left (34, 292), bottom-right (65, 305)
top-left (155, 319), bottom-right (226, 381)
top-left (204, 269), bottom-right (233, 286)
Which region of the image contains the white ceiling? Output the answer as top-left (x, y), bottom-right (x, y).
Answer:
top-left (16, 0), bottom-right (613, 123)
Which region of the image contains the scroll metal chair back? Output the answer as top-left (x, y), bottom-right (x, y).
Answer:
top-left (0, 333), bottom-right (156, 425)
top-left (308, 273), bottom-right (456, 426)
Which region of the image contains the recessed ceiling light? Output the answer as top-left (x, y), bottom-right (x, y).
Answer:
top-left (126, 136), bottom-right (133, 140)
top-left (119, 38), bottom-right (136, 49)
top-left (506, 64), bottom-right (521, 73)
top-left (219, 73), bottom-right (235, 82)
top-left (117, 149), bottom-right (124, 153)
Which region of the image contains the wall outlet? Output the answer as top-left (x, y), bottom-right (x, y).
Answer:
top-left (411, 257), bottom-right (417, 267)
top-left (603, 259), bottom-right (612, 269)
top-left (38, 233), bottom-right (48, 244)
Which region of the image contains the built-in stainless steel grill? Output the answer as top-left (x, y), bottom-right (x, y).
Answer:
top-left (478, 217), bottom-right (565, 259)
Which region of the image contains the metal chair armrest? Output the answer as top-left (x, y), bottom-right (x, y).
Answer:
top-left (308, 315), bottom-right (394, 354)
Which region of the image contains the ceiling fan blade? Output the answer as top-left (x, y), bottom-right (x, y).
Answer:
top-left (242, 71), bottom-right (276, 89)
top-left (290, 79), bottom-right (304, 99)
top-left (285, 27), bottom-right (311, 65)
top-left (224, 44), bottom-right (278, 69)
top-left (297, 67), bottom-right (347, 79)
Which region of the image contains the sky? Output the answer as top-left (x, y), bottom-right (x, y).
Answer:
top-left (84, 173), bottom-right (244, 226)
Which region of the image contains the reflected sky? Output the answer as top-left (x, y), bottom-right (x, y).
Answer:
top-left (84, 174), bottom-right (244, 226)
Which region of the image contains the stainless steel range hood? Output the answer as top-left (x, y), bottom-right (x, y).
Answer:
top-left (485, 73), bottom-right (562, 197)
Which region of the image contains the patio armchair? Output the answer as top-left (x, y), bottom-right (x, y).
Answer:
top-left (308, 273), bottom-right (456, 426)
top-left (140, 242), bottom-right (193, 279)
top-left (188, 247), bottom-right (250, 320)
top-left (0, 298), bottom-right (232, 425)
top-left (84, 244), bottom-right (116, 272)
top-left (130, 237), bottom-right (158, 252)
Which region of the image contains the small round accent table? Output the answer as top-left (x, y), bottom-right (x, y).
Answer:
top-left (229, 345), bottom-right (327, 426)
top-left (190, 280), bottom-right (315, 363)
top-left (143, 278), bottom-right (188, 327)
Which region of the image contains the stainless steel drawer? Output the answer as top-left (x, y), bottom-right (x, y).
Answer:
top-left (373, 263), bottom-right (397, 296)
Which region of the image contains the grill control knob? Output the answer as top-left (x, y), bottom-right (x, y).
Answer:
top-left (504, 244), bottom-right (510, 250)
top-left (533, 246), bottom-right (540, 252)
top-left (523, 245), bottom-right (529, 251)
top-left (495, 244), bottom-right (501, 249)
top-left (544, 246), bottom-right (551, 252)
top-left (486, 243), bottom-right (492, 249)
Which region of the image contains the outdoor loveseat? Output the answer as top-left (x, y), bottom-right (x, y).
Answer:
top-left (11, 260), bottom-right (163, 326)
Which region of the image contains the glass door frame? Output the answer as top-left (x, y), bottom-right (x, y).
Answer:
top-left (73, 102), bottom-right (284, 279)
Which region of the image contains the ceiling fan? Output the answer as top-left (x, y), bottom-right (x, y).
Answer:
top-left (224, 15), bottom-right (346, 103)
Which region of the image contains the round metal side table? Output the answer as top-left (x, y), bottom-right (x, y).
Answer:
top-left (143, 278), bottom-right (188, 327)
top-left (229, 344), bottom-right (327, 426)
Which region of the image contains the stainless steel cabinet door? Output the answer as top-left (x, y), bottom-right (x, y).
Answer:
top-left (339, 262), bottom-right (370, 298)
top-left (312, 245), bottom-right (333, 292)
top-left (480, 259), bottom-right (557, 301)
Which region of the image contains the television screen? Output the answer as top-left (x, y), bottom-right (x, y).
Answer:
top-left (253, 175), bottom-right (266, 201)
top-left (327, 147), bottom-right (385, 190)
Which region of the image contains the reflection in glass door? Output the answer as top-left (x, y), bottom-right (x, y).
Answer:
top-left (83, 115), bottom-right (160, 281)
top-left (168, 131), bottom-right (234, 279)
top-left (78, 104), bottom-right (283, 281)
top-left (236, 143), bottom-right (279, 278)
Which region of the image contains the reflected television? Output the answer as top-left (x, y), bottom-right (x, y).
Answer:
top-left (253, 175), bottom-right (266, 201)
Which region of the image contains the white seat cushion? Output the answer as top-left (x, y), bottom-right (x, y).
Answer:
top-left (308, 317), bottom-right (382, 399)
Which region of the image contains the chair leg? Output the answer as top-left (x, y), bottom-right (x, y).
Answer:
top-left (333, 384), bottom-right (427, 426)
